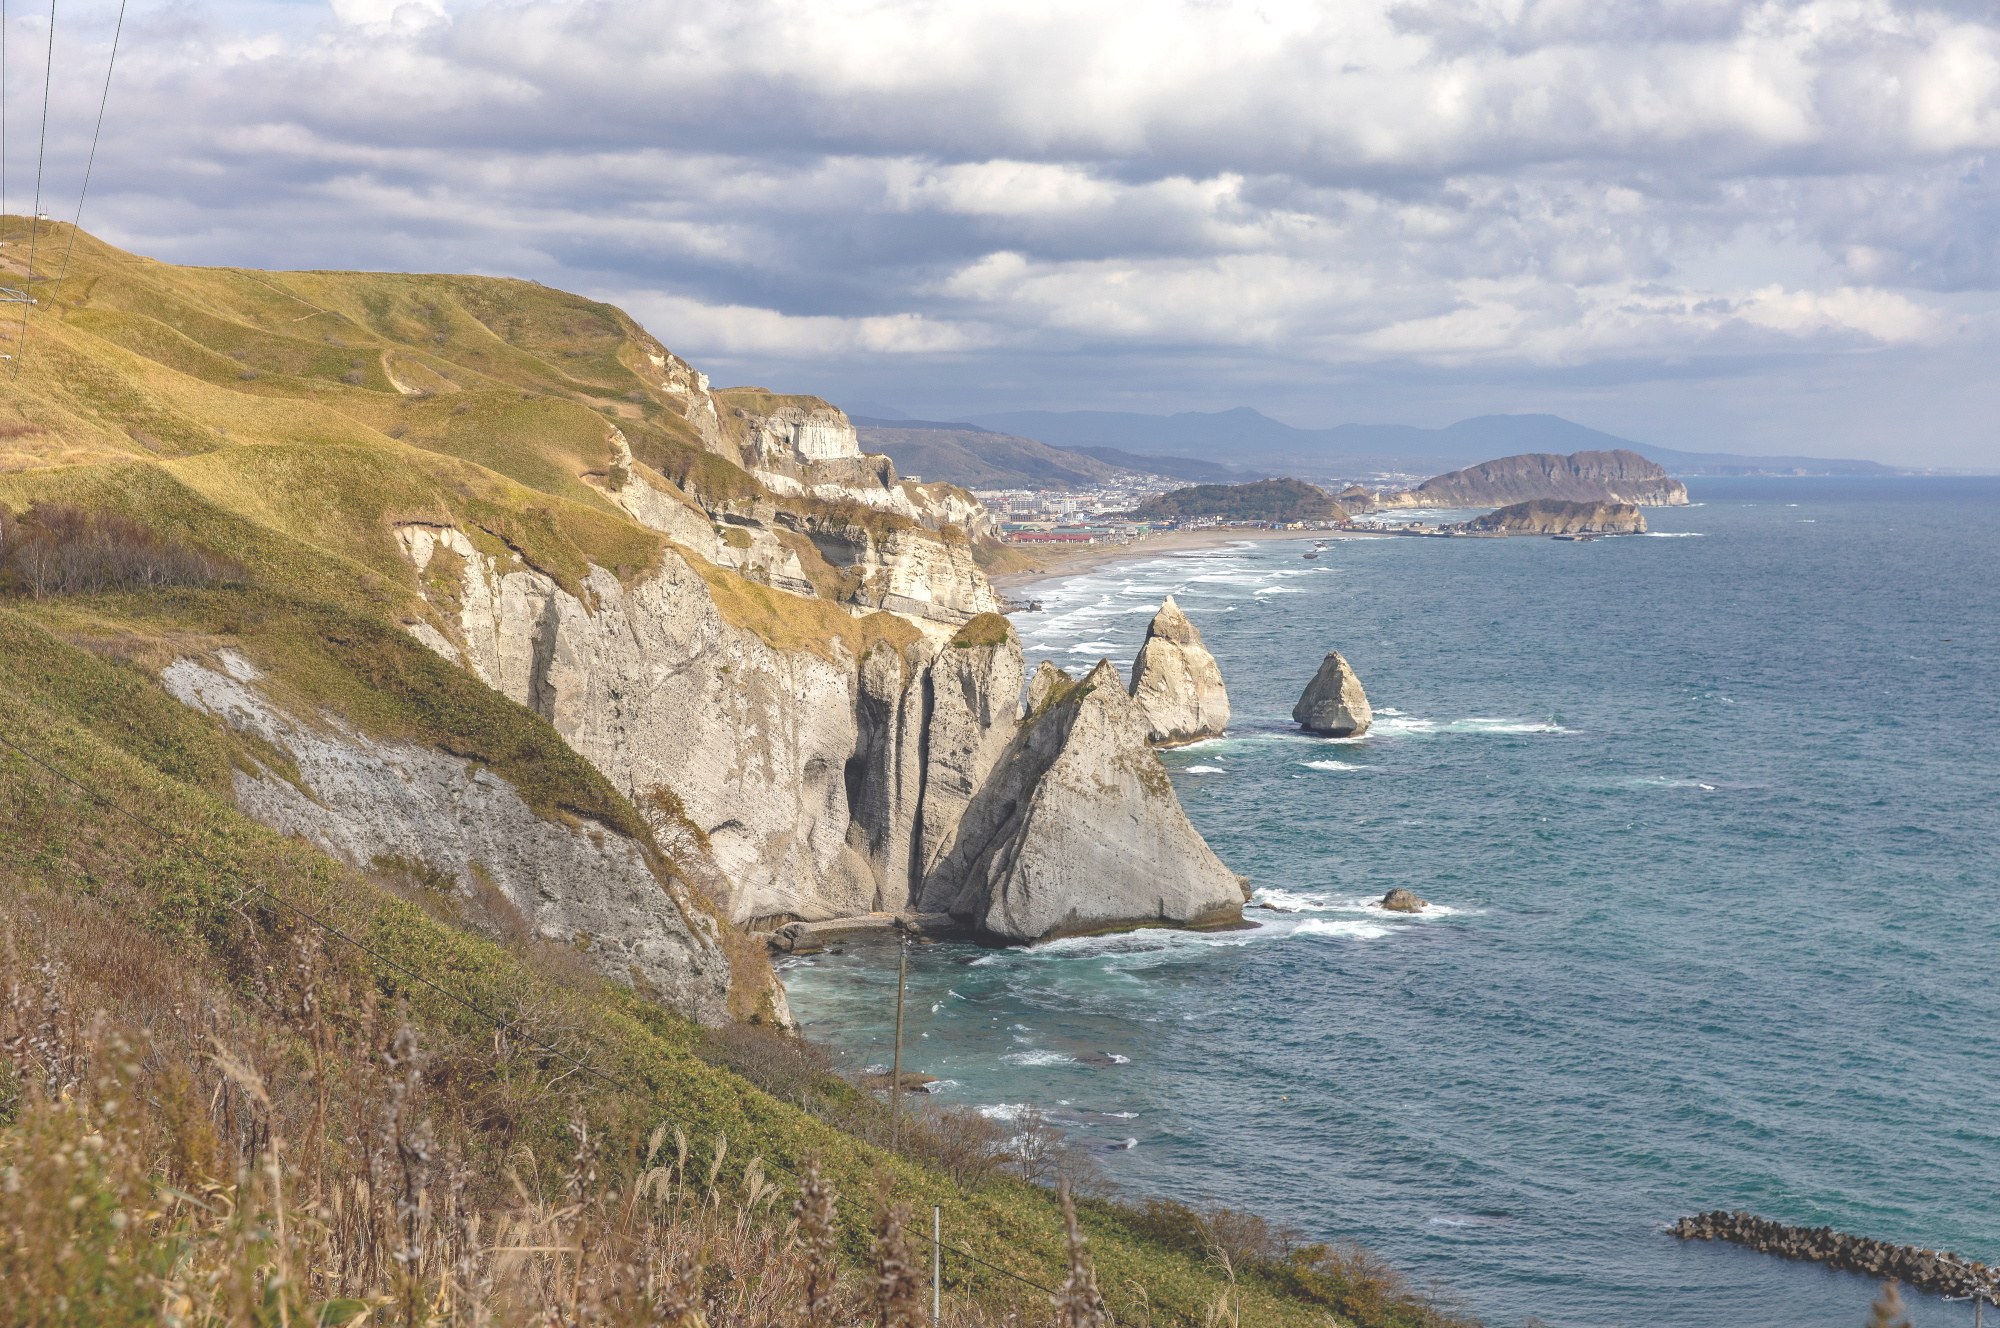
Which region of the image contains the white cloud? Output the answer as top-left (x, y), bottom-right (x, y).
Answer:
top-left (20, 0), bottom-right (2000, 459)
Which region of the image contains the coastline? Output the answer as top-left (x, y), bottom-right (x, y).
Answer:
top-left (989, 526), bottom-right (1347, 594)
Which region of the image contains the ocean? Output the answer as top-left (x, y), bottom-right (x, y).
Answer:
top-left (780, 477), bottom-right (2000, 1327)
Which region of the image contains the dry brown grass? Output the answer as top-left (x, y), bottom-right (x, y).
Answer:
top-left (0, 930), bottom-right (1089, 1328)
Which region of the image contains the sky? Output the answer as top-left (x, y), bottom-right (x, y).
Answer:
top-left (6, 0), bottom-right (1998, 466)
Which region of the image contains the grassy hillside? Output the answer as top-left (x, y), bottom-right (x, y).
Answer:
top-left (0, 219), bottom-right (1478, 1326)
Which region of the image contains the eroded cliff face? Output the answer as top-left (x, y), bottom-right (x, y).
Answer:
top-left (1468, 499), bottom-right (1648, 534)
top-left (805, 519), bottom-right (1001, 624)
top-left (600, 428), bottom-right (998, 624)
top-left (159, 650), bottom-right (746, 1025)
top-left (1128, 596), bottom-right (1230, 746)
top-left (396, 524), bottom-right (1029, 935)
top-left (918, 660), bottom-right (1245, 942)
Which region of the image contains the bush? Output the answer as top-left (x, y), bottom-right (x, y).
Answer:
top-left (0, 503), bottom-right (246, 599)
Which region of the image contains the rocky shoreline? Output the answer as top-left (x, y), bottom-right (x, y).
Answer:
top-left (1670, 1210), bottom-right (1999, 1302)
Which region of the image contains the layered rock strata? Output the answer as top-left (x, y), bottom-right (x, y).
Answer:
top-left (1127, 596), bottom-right (1230, 746)
top-left (1469, 499), bottom-right (1647, 534)
top-left (1293, 651), bottom-right (1373, 737)
top-left (919, 660), bottom-right (1245, 942)
top-left (159, 651), bottom-right (744, 1025)
top-left (399, 526), bottom-right (1031, 933)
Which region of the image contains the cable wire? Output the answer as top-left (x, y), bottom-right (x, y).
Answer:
top-left (48, 0), bottom-right (124, 308)
top-left (9, 0), bottom-right (50, 379)
top-left (946, 1242), bottom-right (1057, 1294)
top-left (3, 0), bottom-right (11, 227)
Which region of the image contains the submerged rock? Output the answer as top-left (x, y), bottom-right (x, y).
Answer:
top-left (1380, 888), bottom-right (1428, 913)
top-left (918, 659), bottom-right (1245, 943)
top-left (1127, 595), bottom-right (1231, 746)
top-left (1293, 651), bottom-right (1373, 737)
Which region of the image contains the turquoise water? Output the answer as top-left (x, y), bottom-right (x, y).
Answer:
top-left (782, 478), bottom-right (2000, 1326)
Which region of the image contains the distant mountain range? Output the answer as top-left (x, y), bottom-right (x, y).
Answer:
top-left (950, 409), bottom-right (1903, 478)
top-left (849, 417), bottom-right (1240, 489)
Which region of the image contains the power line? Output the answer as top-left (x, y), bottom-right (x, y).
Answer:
top-left (48, 0), bottom-right (125, 308)
top-left (3, 0), bottom-right (11, 228)
top-left (946, 1242), bottom-right (1056, 1295)
top-left (9, 0), bottom-right (50, 379)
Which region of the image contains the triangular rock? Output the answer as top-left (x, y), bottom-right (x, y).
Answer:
top-left (1293, 650), bottom-right (1372, 736)
top-left (920, 659), bottom-right (1244, 942)
top-left (1127, 596), bottom-right (1230, 746)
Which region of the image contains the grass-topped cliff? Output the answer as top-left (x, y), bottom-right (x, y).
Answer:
top-left (0, 219), bottom-right (1478, 1326)
top-left (1130, 478), bottom-right (1344, 523)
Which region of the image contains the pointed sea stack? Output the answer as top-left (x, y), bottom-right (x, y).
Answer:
top-left (919, 659), bottom-right (1245, 942)
top-left (1293, 650), bottom-right (1373, 737)
top-left (1128, 595), bottom-right (1231, 746)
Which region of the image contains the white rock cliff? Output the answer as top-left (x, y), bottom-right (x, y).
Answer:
top-left (919, 660), bottom-right (1245, 942)
top-left (159, 651), bottom-right (745, 1025)
top-left (1293, 651), bottom-right (1373, 737)
top-left (1127, 596), bottom-right (1231, 746)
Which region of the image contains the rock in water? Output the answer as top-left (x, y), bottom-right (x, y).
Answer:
top-left (1380, 888), bottom-right (1427, 913)
top-left (1292, 651), bottom-right (1373, 736)
top-left (919, 659), bottom-right (1245, 942)
top-left (1468, 498), bottom-right (1647, 535)
top-left (1128, 595), bottom-right (1231, 746)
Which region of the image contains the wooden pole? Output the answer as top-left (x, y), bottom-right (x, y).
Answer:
top-left (933, 1204), bottom-right (942, 1324)
top-left (891, 936), bottom-right (908, 1150)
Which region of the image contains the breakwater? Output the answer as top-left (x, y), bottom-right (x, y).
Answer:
top-left (1671, 1211), bottom-right (2000, 1301)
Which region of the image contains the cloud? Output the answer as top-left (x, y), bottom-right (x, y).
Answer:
top-left (14, 0), bottom-right (2000, 460)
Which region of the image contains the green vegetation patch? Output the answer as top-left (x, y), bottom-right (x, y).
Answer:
top-left (1133, 477), bottom-right (1343, 523)
top-left (949, 612), bottom-right (1014, 649)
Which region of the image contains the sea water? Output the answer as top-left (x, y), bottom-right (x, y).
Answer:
top-left (780, 477), bottom-right (2000, 1327)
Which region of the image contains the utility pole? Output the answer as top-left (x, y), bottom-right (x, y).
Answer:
top-left (891, 935), bottom-right (908, 1151)
top-left (933, 1204), bottom-right (942, 1324)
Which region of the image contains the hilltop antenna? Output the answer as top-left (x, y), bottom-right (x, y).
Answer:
top-left (48, 0), bottom-right (128, 308)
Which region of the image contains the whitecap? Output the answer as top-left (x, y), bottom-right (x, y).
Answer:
top-left (1002, 1049), bottom-right (1074, 1067)
top-left (1254, 887), bottom-right (1337, 911)
top-left (1293, 918), bottom-right (1398, 940)
top-left (1301, 759), bottom-right (1361, 771)
top-left (976, 1103), bottom-right (1031, 1122)
top-left (1642, 532), bottom-right (1704, 537)
top-left (1183, 765), bottom-right (1226, 774)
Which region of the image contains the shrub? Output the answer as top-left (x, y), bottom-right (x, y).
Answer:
top-left (0, 503), bottom-right (246, 599)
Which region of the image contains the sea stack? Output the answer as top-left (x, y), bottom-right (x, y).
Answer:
top-left (1293, 650), bottom-right (1373, 737)
top-left (919, 659), bottom-right (1246, 942)
top-left (1128, 596), bottom-right (1231, 746)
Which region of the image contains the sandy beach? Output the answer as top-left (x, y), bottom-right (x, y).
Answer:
top-left (988, 526), bottom-right (1385, 594)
